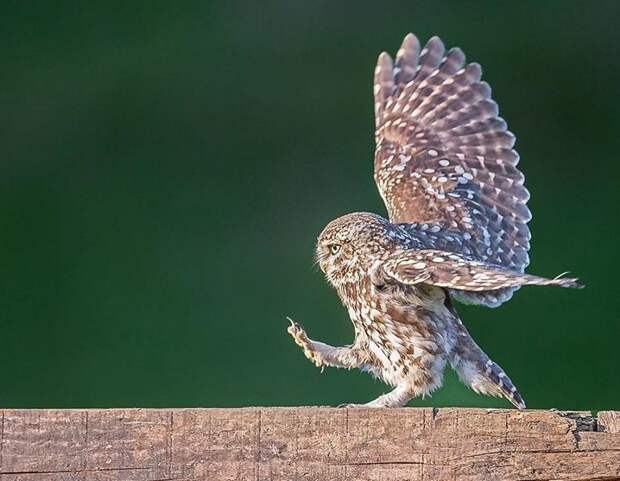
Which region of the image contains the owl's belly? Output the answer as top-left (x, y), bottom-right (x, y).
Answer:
top-left (350, 293), bottom-right (457, 389)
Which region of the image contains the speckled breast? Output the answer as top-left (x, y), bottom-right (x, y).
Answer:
top-left (340, 278), bottom-right (458, 388)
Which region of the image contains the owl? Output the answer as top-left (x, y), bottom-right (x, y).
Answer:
top-left (287, 33), bottom-right (581, 408)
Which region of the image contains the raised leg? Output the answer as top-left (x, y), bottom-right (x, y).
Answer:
top-left (287, 318), bottom-right (364, 370)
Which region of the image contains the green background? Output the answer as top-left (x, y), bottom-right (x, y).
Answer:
top-left (1, 1), bottom-right (618, 410)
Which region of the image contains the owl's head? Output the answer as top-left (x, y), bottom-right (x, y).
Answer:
top-left (316, 212), bottom-right (407, 286)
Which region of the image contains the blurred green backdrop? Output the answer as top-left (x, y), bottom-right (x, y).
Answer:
top-left (1, 1), bottom-right (618, 410)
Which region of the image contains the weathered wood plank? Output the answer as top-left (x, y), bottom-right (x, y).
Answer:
top-left (0, 408), bottom-right (618, 481)
top-left (599, 411), bottom-right (620, 434)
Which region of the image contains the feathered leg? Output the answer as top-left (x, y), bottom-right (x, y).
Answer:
top-left (287, 319), bottom-right (364, 370)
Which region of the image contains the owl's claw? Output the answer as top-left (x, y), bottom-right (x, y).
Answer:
top-left (286, 317), bottom-right (325, 369)
top-left (286, 317), bottom-right (309, 347)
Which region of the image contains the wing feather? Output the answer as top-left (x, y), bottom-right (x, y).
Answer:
top-left (380, 250), bottom-right (582, 291)
top-left (393, 33), bottom-right (420, 88)
top-left (373, 34), bottom-right (531, 306)
top-left (373, 52), bottom-right (395, 129)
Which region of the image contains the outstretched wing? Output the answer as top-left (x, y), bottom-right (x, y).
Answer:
top-left (380, 250), bottom-right (582, 291)
top-left (373, 34), bottom-right (531, 305)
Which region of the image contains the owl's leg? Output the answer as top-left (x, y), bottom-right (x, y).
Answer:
top-left (287, 319), bottom-right (364, 370)
top-left (341, 383), bottom-right (416, 408)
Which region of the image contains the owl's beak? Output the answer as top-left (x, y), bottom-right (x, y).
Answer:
top-left (314, 244), bottom-right (329, 272)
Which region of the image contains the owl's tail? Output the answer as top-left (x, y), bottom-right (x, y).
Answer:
top-left (449, 324), bottom-right (526, 409)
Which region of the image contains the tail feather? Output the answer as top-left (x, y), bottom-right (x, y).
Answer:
top-left (450, 329), bottom-right (526, 409)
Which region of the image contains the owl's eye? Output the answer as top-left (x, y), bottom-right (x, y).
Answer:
top-left (329, 244), bottom-right (341, 255)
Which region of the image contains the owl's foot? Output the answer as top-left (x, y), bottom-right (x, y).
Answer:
top-left (287, 318), bottom-right (325, 370)
top-left (338, 384), bottom-right (416, 408)
top-left (337, 401), bottom-right (387, 408)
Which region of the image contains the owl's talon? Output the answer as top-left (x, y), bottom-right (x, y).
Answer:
top-left (287, 320), bottom-right (309, 347)
top-left (286, 319), bottom-right (325, 369)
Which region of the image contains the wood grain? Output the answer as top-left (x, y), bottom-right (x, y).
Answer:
top-left (0, 408), bottom-right (618, 481)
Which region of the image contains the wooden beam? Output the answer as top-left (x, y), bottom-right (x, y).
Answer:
top-left (0, 407), bottom-right (618, 480)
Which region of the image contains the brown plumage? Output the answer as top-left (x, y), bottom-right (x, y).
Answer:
top-left (287, 34), bottom-right (581, 409)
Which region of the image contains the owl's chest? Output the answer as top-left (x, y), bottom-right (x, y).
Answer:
top-left (344, 281), bottom-right (449, 339)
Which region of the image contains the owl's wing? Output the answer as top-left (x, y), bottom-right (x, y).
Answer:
top-left (381, 250), bottom-right (581, 291)
top-left (373, 34), bottom-right (530, 285)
